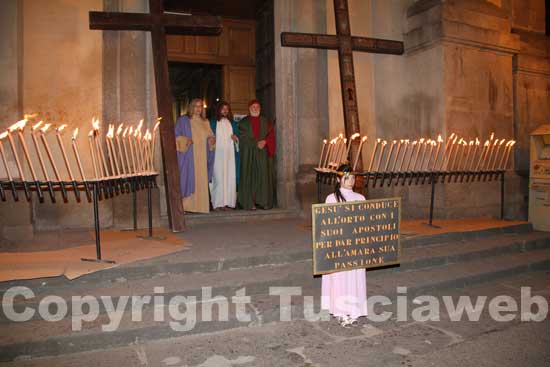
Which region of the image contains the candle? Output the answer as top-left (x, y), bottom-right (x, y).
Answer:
top-left (14, 120), bottom-right (39, 182)
top-left (331, 134), bottom-right (344, 169)
top-left (128, 127), bottom-right (138, 174)
top-left (135, 129), bottom-right (145, 173)
top-left (491, 139), bottom-right (506, 170)
top-left (106, 124), bottom-right (119, 176)
top-left (323, 139), bottom-right (335, 169)
top-left (405, 140), bottom-right (418, 171)
top-left (424, 140), bottom-right (436, 170)
top-left (412, 138), bottom-right (425, 171)
top-left (475, 140), bottom-right (490, 171)
top-left (71, 128), bottom-right (86, 181)
top-left (367, 139), bottom-right (380, 172)
top-left (391, 139), bottom-right (404, 171)
top-left (318, 139), bottom-right (328, 168)
top-left (146, 130), bottom-right (154, 171)
top-left (87, 130), bottom-right (99, 179)
top-left (501, 141), bottom-right (516, 170)
top-left (419, 139), bottom-right (432, 170)
top-left (115, 124), bottom-right (127, 175)
top-left (152, 118), bottom-right (161, 171)
top-left (382, 140), bottom-right (397, 172)
top-left (375, 140), bottom-right (387, 171)
top-left (444, 136), bottom-right (458, 170)
top-left (92, 118), bottom-right (110, 177)
top-left (31, 122), bottom-right (50, 181)
top-left (345, 133), bottom-right (360, 164)
top-left (336, 138), bottom-right (347, 166)
top-left (6, 120), bottom-right (27, 181)
top-left (121, 127), bottom-right (132, 174)
top-left (438, 133), bottom-right (456, 170)
top-left (468, 138), bottom-right (480, 171)
top-left (448, 138), bottom-right (463, 171)
top-left (455, 140), bottom-right (468, 170)
top-left (55, 124), bottom-right (75, 181)
top-left (462, 140), bottom-right (474, 171)
top-left (40, 124), bottom-right (62, 181)
top-left (484, 139), bottom-right (499, 170)
top-left (397, 140), bottom-right (410, 171)
top-left (0, 132), bottom-right (14, 181)
top-left (432, 135), bottom-right (443, 170)
top-left (352, 135), bottom-right (368, 171)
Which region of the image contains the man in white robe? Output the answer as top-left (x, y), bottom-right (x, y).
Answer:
top-left (209, 102), bottom-right (239, 209)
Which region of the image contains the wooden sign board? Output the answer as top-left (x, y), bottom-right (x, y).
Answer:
top-left (311, 197), bottom-right (401, 275)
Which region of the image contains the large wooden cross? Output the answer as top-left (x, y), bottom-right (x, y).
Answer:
top-left (281, 0), bottom-right (404, 170)
top-left (89, 0), bottom-right (221, 231)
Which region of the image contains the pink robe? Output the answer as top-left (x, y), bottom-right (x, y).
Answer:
top-left (321, 187), bottom-right (368, 318)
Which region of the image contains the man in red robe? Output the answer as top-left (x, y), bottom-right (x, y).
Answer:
top-left (237, 100), bottom-right (276, 210)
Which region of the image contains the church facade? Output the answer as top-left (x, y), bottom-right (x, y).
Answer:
top-left (0, 0), bottom-right (549, 239)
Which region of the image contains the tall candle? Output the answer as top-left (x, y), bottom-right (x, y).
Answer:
top-left (152, 118), bottom-right (161, 171)
top-left (106, 124), bottom-right (119, 176)
top-left (468, 138), bottom-right (480, 171)
top-left (115, 124), bottom-right (126, 175)
top-left (397, 140), bottom-right (410, 171)
top-left (382, 140), bottom-right (397, 172)
top-left (0, 132), bottom-right (14, 181)
top-left (439, 133), bottom-right (456, 170)
top-left (336, 138), bottom-right (347, 166)
top-left (491, 139), bottom-right (506, 170)
top-left (318, 139), bottom-right (327, 168)
top-left (128, 127), bottom-right (138, 174)
top-left (6, 121), bottom-right (26, 181)
top-left (405, 140), bottom-right (418, 171)
top-left (419, 139), bottom-right (432, 170)
top-left (31, 122), bottom-right (50, 181)
top-left (424, 140), bottom-right (436, 170)
top-left (71, 128), bottom-right (86, 181)
top-left (40, 124), bottom-right (62, 181)
top-left (455, 140), bottom-right (468, 170)
top-left (367, 139), bottom-right (380, 172)
top-left (475, 140), bottom-right (490, 171)
top-left (345, 133), bottom-right (360, 164)
top-left (121, 127), bottom-right (132, 175)
top-left (352, 135), bottom-right (368, 171)
top-left (92, 118), bottom-right (110, 177)
top-left (375, 141), bottom-right (387, 171)
top-left (411, 138), bottom-right (425, 171)
top-left (55, 125), bottom-right (75, 181)
top-left (323, 139), bottom-right (335, 169)
top-left (501, 141), bottom-right (516, 170)
top-left (432, 135), bottom-right (443, 170)
top-left (462, 140), bottom-right (474, 171)
top-left (484, 139), bottom-right (499, 170)
top-left (391, 139), bottom-right (404, 171)
top-left (15, 120), bottom-right (39, 181)
top-left (87, 130), bottom-right (99, 179)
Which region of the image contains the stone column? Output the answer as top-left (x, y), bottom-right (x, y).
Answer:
top-left (274, 0), bottom-right (329, 212)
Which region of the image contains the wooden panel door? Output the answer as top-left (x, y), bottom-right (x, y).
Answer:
top-left (223, 65), bottom-right (256, 115)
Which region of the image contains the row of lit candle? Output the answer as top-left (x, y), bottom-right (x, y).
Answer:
top-left (317, 132), bottom-right (516, 173)
top-left (0, 117), bottom-right (161, 183)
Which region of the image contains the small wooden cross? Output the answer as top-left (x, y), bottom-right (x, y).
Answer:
top-left (90, 0), bottom-right (221, 231)
top-left (281, 0), bottom-right (404, 170)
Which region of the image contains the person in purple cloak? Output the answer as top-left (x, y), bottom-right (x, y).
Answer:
top-left (175, 98), bottom-right (215, 213)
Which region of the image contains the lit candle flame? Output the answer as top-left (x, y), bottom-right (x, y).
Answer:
top-left (8, 119), bottom-right (27, 132)
top-left (350, 133), bottom-right (360, 141)
top-left (437, 135), bottom-right (443, 143)
top-left (0, 132), bottom-right (7, 140)
top-left (24, 113), bottom-right (38, 120)
top-left (92, 118), bottom-right (100, 131)
top-left (323, 139), bottom-right (327, 144)
top-left (40, 123), bottom-right (52, 133)
top-left (123, 127), bottom-right (129, 137)
top-left (476, 138), bottom-right (480, 145)
top-left (117, 124), bottom-right (124, 136)
top-left (56, 124), bottom-right (67, 133)
top-left (361, 136), bottom-right (368, 142)
top-left (32, 121), bottom-right (43, 131)
top-left (88, 130), bottom-right (94, 137)
top-left (72, 128), bottom-right (79, 140)
top-left (469, 140), bottom-right (474, 146)
top-left (107, 124), bottom-right (115, 139)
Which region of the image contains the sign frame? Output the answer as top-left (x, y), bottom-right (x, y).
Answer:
top-left (311, 197), bottom-right (401, 275)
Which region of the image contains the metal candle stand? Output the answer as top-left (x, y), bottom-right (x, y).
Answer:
top-left (315, 169), bottom-right (506, 227)
top-left (0, 174), bottom-right (159, 264)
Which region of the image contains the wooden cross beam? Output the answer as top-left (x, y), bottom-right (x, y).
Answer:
top-left (281, 0), bottom-right (404, 170)
top-left (89, 0), bottom-right (221, 231)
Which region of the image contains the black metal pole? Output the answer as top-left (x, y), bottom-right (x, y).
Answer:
top-left (148, 177), bottom-right (153, 238)
top-left (133, 178), bottom-right (138, 231)
top-left (9, 181), bottom-right (18, 201)
top-left (501, 171), bottom-right (505, 220)
top-left (0, 183), bottom-right (5, 201)
top-left (429, 172), bottom-right (436, 226)
top-left (93, 183), bottom-right (101, 260)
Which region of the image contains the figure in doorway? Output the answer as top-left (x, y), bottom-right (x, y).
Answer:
top-left (209, 101), bottom-right (239, 210)
top-left (321, 164), bottom-right (368, 327)
top-left (238, 99), bottom-right (276, 210)
top-left (175, 98), bottom-right (216, 214)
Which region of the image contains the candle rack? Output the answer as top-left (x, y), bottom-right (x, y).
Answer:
top-left (314, 169), bottom-right (506, 227)
top-left (0, 174), bottom-right (159, 264)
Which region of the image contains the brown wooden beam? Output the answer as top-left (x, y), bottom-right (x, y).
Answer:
top-left (352, 37), bottom-right (404, 55)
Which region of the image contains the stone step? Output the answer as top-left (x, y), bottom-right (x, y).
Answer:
top-left (1, 245), bottom-right (549, 362)
top-left (185, 208), bottom-right (301, 226)
top-left (0, 222), bottom-right (534, 294)
top-left (5, 230), bottom-right (549, 306)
